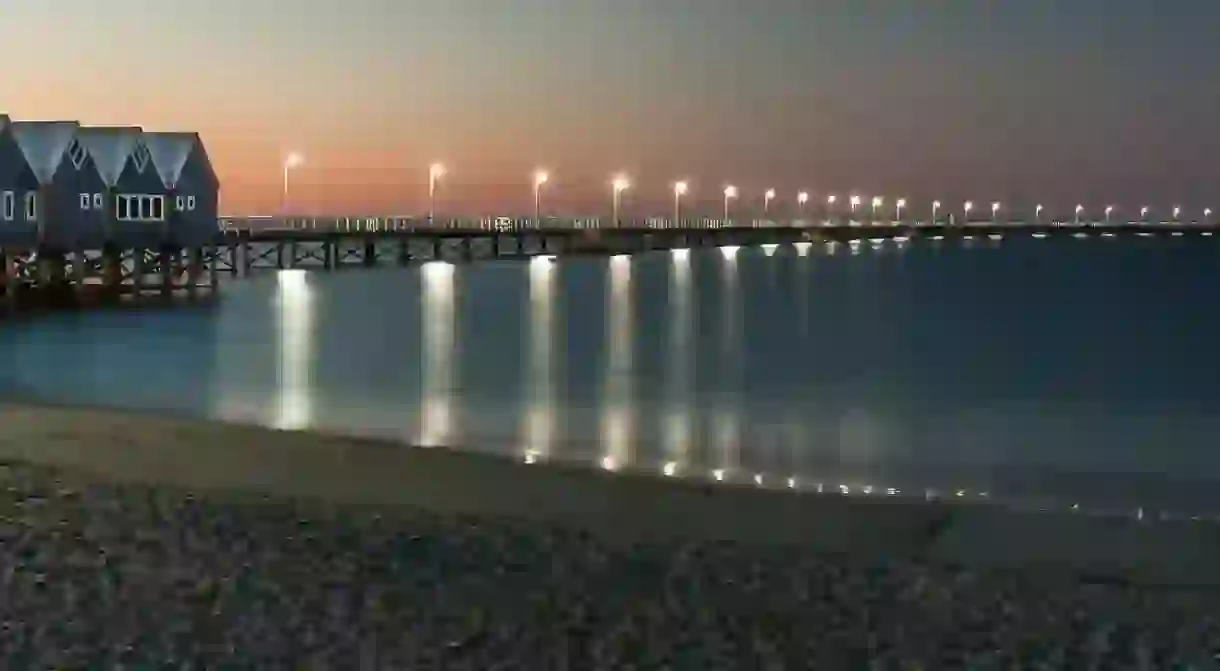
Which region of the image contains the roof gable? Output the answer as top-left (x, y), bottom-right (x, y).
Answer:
top-left (76, 126), bottom-right (143, 186)
top-left (143, 132), bottom-right (195, 188)
top-left (9, 121), bottom-right (79, 185)
top-left (0, 114), bottom-right (8, 131)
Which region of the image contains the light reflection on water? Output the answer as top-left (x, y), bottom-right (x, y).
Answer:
top-left (5, 236), bottom-right (1220, 514)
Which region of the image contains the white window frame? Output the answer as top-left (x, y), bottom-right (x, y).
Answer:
top-left (1, 191), bottom-right (12, 221)
top-left (66, 139), bottom-right (88, 170)
top-left (186, 195), bottom-right (196, 211)
top-left (24, 193), bottom-right (36, 221)
top-left (175, 195), bottom-right (185, 210)
top-left (115, 194), bottom-right (166, 222)
top-left (80, 193), bottom-right (91, 210)
top-left (93, 193), bottom-right (104, 210)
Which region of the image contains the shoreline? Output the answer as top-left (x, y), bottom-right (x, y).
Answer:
top-left (1, 401), bottom-right (1220, 587)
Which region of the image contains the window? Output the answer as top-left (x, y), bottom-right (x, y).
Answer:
top-left (24, 193), bottom-right (36, 221)
top-left (1, 191), bottom-right (12, 221)
top-left (131, 143), bottom-right (151, 173)
top-left (66, 138), bottom-right (88, 170)
top-left (114, 194), bottom-right (165, 222)
top-left (186, 195), bottom-right (196, 211)
top-left (93, 193), bottom-right (103, 209)
top-left (175, 195), bottom-right (184, 210)
top-left (80, 193), bottom-right (91, 210)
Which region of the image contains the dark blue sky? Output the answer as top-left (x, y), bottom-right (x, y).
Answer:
top-left (4, 0), bottom-right (1218, 214)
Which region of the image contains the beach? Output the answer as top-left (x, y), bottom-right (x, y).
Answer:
top-left (0, 402), bottom-right (1219, 666)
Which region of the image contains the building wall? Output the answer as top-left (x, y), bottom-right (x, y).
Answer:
top-left (111, 144), bottom-right (172, 248)
top-left (173, 140), bottom-right (221, 246)
top-left (0, 128), bottom-right (36, 247)
top-left (42, 150), bottom-right (108, 250)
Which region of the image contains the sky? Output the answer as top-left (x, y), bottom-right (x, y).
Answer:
top-left (3, 0), bottom-right (1220, 217)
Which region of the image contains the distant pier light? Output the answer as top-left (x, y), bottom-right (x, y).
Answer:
top-left (797, 191), bottom-right (809, 214)
top-left (611, 174), bottom-right (630, 226)
top-left (849, 194), bottom-right (861, 214)
top-left (1035, 204), bottom-right (1043, 222)
top-left (428, 162), bottom-right (446, 222)
top-left (991, 201), bottom-right (1001, 222)
top-left (1104, 205), bottom-right (1115, 223)
top-left (895, 198), bottom-right (906, 221)
top-left (723, 185), bottom-right (738, 222)
top-left (963, 201), bottom-right (974, 223)
top-left (932, 200), bottom-right (941, 222)
top-left (281, 151), bottom-right (304, 214)
top-left (1205, 208), bottom-right (1213, 221)
top-left (532, 169), bottom-right (549, 226)
top-left (1074, 204), bottom-right (1085, 225)
top-left (1173, 205), bottom-right (1182, 221)
top-left (673, 180), bottom-right (689, 225)
top-left (870, 196), bottom-right (883, 219)
top-left (764, 188), bottom-right (776, 214)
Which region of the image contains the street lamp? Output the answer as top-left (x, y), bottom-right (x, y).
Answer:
top-left (428, 162), bottom-right (446, 222)
top-left (533, 169), bottom-right (548, 227)
top-left (932, 200), bottom-right (941, 222)
top-left (282, 152), bottom-right (304, 213)
top-left (764, 188), bottom-right (776, 215)
top-left (871, 196), bottom-right (883, 220)
top-left (1173, 205), bottom-right (1181, 221)
top-left (849, 194), bottom-right (860, 215)
top-left (673, 181), bottom-right (688, 226)
top-left (797, 191), bottom-right (809, 215)
top-left (963, 201), bottom-right (973, 224)
top-left (895, 198), bottom-right (906, 221)
top-left (724, 185), bottom-right (738, 222)
top-left (611, 174), bottom-right (629, 227)
top-left (1205, 208), bottom-right (1213, 222)
top-left (1074, 204), bottom-right (1084, 225)
top-left (991, 201), bottom-right (1001, 222)
top-left (1035, 204), bottom-right (1044, 222)
top-left (1104, 205), bottom-right (1114, 224)
top-left (1140, 206), bottom-right (1149, 221)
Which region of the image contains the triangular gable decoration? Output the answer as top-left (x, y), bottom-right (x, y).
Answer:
top-left (143, 132), bottom-right (195, 189)
top-left (9, 121), bottom-right (79, 185)
top-left (76, 126), bottom-right (143, 187)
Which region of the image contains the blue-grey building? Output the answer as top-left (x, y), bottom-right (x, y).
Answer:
top-left (144, 132), bottom-right (220, 246)
top-left (74, 126), bottom-right (148, 248)
top-left (6, 120), bottom-right (81, 249)
top-left (0, 113), bottom-right (24, 247)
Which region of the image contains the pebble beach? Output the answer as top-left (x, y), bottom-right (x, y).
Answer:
top-left (1, 404), bottom-right (1219, 668)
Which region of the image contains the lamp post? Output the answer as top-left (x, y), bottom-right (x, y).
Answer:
top-left (764, 188), bottom-right (775, 215)
top-left (797, 191), bottom-right (809, 217)
top-left (871, 196), bottom-right (883, 220)
top-left (533, 169), bottom-right (548, 228)
top-left (282, 152), bottom-right (303, 214)
top-left (964, 201), bottom-right (973, 224)
top-left (991, 201), bottom-right (1001, 222)
top-left (611, 174), bottom-right (629, 227)
top-left (895, 198), bottom-right (906, 221)
top-left (673, 181), bottom-right (688, 226)
top-left (1140, 206), bottom-right (1149, 222)
top-left (1035, 204), bottom-right (1044, 223)
top-left (428, 162), bottom-right (445, 222)
top-left (849, 194), bottom-right (860, 215)
top-left (1104, 205), bottom-right (1114, 224)
top-left (1074, 204), bottom-right (1084, 225)
top-left (932, 200), bottom-right (941, 223)
top-left (1173, 205), bottom-right (1181, 222)
top-left (723, 185), bottom-right (738, 222)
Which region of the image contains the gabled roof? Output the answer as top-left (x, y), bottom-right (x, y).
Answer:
top-left (143, 132), bottom-right (196, 188)
top-left (0, 114), bottom-right (8, 131)
top-left (9, 120), bottom-right (79, 185)
top-left (76, 126), bottom-right (143, 187)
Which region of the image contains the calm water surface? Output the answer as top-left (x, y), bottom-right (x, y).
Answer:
top-left (5, 235), bottom-right (1220, 513)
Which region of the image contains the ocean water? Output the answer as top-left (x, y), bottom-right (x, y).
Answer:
top-left (4, 234), bottom-right (1220, 515)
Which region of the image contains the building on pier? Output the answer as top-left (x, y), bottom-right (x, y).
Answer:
top-left (0, 113), bottom-right (21, 247)
top-left (6, 120), bottom-right (80, 248)
top-left (72, 125), bottom-right (145, 249)
top-left (144, 131), bottom-right (220, 245)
